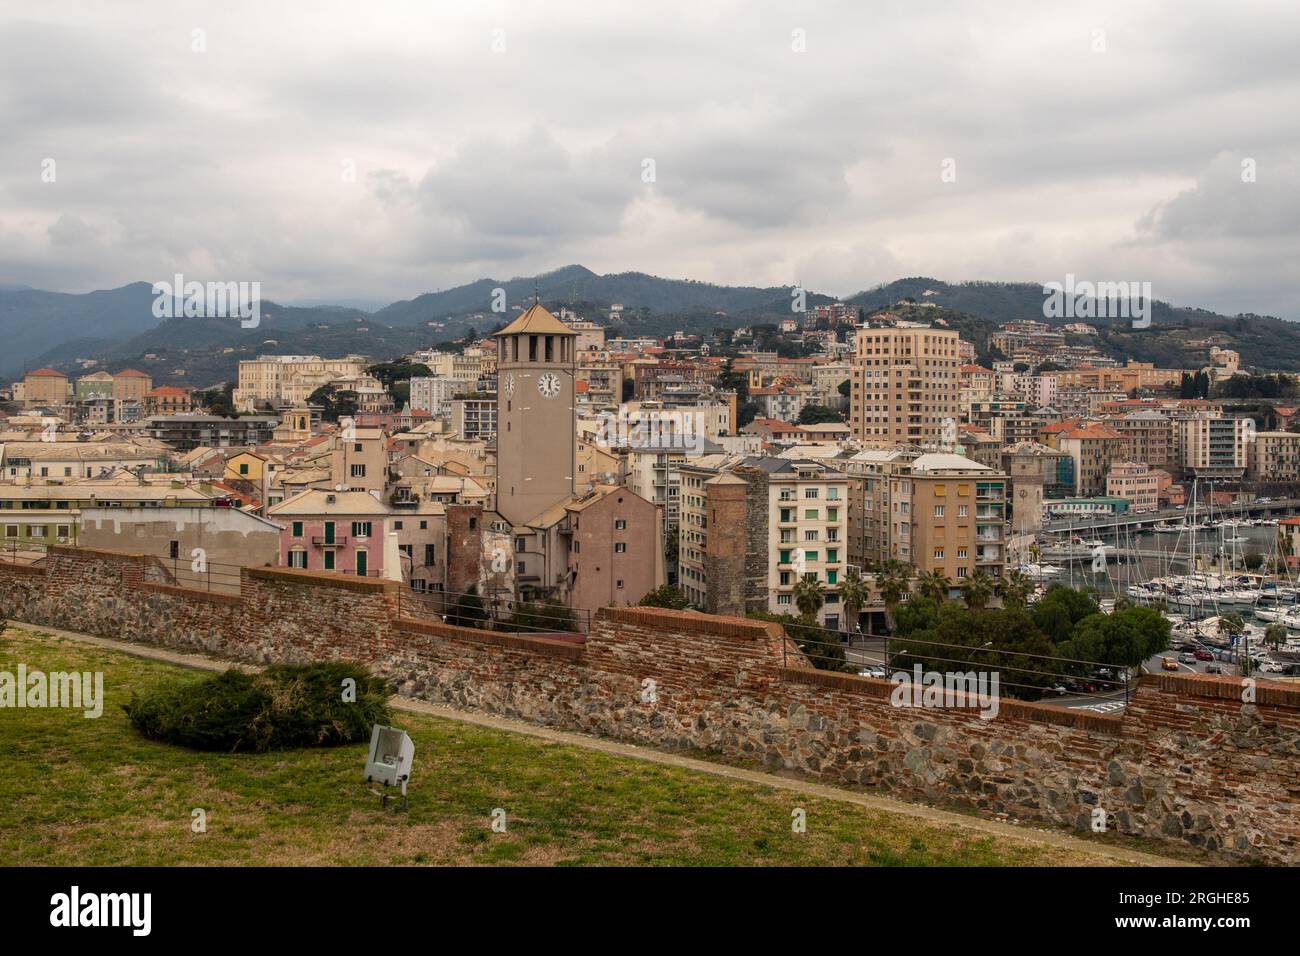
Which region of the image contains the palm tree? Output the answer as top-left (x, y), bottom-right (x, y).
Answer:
top-left (874, 559), bottom-right (910, 611)
top-left (1264, 623), bottom-right (1287, 651)
top-left (837, 569), bottom-right (870, 635)
top-left (963, 569), bottom-right (994, 610)
top-left (792, 576), bottom-right (826, 624)
top-left (918, 569), bottom-right (951, 604)
top-left (1001, 570), bottom-right (1033, 609)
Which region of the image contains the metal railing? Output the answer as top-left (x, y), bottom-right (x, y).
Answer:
top-left (150, 556), bottom-right (248, 595)
top-left (399, 586), bottom-right (592, 637)
top-left (778, 617), bottom-right (1130, 706)
top-left (0, 540), bottom-right (51, 565)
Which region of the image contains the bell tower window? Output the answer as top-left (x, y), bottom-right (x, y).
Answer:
top-left (529, 335), bottom-right (538, 362)
top-left (545, 335), bottom-right (554, 362)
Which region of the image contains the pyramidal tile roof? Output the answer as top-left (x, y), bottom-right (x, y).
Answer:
top-left (494, 303), bottom-right (575, 337)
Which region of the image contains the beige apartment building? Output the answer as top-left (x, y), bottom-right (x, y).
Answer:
top-left (22, 368), bottom-right (70, 407)
top-left (1110, 410), bottom-right (1174, 470)
top-left (849, 326), bottom-right (962, 447)
top-left (233, 355), bottom-right (370, 411)
top-left (678, 456), bottom-right (849, 628)
top-left (112, 369), bottom-right (153, 402)
top-left (1057, 423), bottom-right (1127, 496)
top-left (1106, 461), bottom-right (1160, 512)
top-left (844, 449), bottom-right (1007, 586)
top-left (1179, 415), bottom-right (1250, 479)
top-left (1253, 431), bottom-right (1300, 482)
top-left (903, 454), bottom-right (1008, 585)
top-left (843, 447), bottom-right (919, 571)
top-left (330, 426), bottom-right (387, 496)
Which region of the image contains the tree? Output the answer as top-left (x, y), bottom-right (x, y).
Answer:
top-left (717, 358), bottom-right (750, 405)
top-left (796, 404), bottom-right (845, 425)
top-left (1000, 570), bottom-right (1034, 609)
top-left (891, 605), bottom-right (1060, 700)
top-left (507, 599), bottom-right (578, 633)
top-left (197, 381), bottom-right (239, 418)
top-left (749, 611), bottom-right (849, 672)
top-left (639, 585), bottom-right (690, 610)
top-left (838, 570), bottom-right (870, 634)
top-left (737, 401), bottom-right (762, 428)
top-left (1265, 623), bottom-right (1288, 651)
top-left (874, 559), bottom-right (911, 632)
top-left (891, 595), bottom-right (941, 638)
top-left (963, 569), bottom-right (994, 610)
top-left (309, 384), bottom-right (359, 422)
top-left (793, 577), bottom-right (826, 623)
top-left (1031, 584), bottom-right (1100, 645)
top-left (917, 569), bottom-right (951, 604)
top-left (366, 362), bottom-right (431, 393)
top-left (447, 585), bottom-right (488, 629)
top-left (1062, 606), bottom-right (1171, 671)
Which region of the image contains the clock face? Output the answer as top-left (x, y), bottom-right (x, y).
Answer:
top-left (503, 374), bottom-right (515, 398)
top-left (537, 372), bottom-right (561, 398)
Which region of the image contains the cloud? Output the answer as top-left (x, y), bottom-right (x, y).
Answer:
top-left (0, 0), bottom-right (1297, 317)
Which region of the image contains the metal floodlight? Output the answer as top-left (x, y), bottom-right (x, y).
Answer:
top-left (364, 724), bottom-right (414, 810)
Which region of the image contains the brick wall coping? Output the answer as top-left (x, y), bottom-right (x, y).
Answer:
top-left (781, 666), bottom-right (1126, 733)
top-left (0, 561), bottom-right (45, 577)
top-left (48, 544), bottom-right (149, 562)
top-left (134, 580), bottom-right (244, 606)
top-left (598, 606), bottom-right (781, 641)
top-left (246, 565), bottom-right (399, 593)
top-left (396, 616), bottom-right (585, 660)
top-left (1145, 670), bottom-right (1300, 708)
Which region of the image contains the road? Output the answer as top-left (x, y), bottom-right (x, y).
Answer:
top-left (843, 637), bottom-right (1290, 713)
top-left (1042, 497), bottom-right (1300, 537)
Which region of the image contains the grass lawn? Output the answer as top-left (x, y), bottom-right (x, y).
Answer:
top-left (0, 625), bottom-right (1124, 866)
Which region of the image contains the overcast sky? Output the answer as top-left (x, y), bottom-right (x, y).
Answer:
top-left (1, 0), bottom-right (1297, 317)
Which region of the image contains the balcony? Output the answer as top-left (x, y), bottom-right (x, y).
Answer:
top-left (311, 535), bottom-right (349, 548)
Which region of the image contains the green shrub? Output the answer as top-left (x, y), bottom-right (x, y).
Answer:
top-left (124, 662), bottom-right (392, 752)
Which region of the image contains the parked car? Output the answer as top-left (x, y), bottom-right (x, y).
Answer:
top-left (1194, 649), bottom-right (1214, 661)
top-left (1161, 657), bottom-right (1180, 671)
top-left (1179, 652), bottom-right (1197, 664)
top-left (1205, 664), bottom-right (1223, 674)
top-left (857, 665), bottom-right (887, 679)
top-left (1260, 661), bottom-right (1285, 674)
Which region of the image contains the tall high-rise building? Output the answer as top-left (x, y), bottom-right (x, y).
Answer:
top-left (494, 304), bottom-right (578, 526)
top-left (849, 326), bottom-right (961, 447)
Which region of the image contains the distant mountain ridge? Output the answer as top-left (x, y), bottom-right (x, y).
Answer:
top-left (2, 267), bottom-right (1295, 385)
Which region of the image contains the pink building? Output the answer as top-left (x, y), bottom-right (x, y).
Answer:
top-left (268, 489), bottom-right (394, 577)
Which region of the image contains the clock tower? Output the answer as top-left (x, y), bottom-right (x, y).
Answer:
top-left (494, 303), bottom-right (578, 526)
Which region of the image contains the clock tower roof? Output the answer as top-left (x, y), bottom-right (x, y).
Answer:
top-left (494, 303), bottom-right (576, 338)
